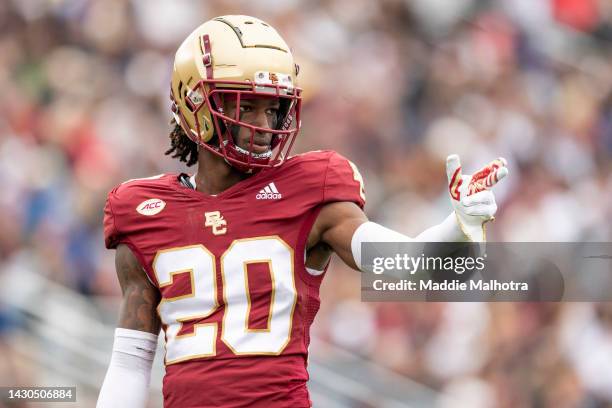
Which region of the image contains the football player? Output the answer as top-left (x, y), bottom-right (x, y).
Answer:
top-left (97, 15), bottom-right (507, 408)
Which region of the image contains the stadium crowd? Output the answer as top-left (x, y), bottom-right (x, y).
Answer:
top-left (0, 0), bottom-right (610, 406)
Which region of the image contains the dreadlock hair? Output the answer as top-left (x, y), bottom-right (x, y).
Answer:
top-left (165, 119), bottom-right (199, 166)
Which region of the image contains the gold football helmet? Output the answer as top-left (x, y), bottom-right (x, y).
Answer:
top-left (170, 15), bottom-right (302, 171)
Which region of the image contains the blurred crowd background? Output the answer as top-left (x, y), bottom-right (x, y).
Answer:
top-left (0, 0), bottom-right (611, 407)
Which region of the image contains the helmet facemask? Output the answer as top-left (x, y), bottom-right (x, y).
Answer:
top-left (172, 78), bottom-right (302, 173)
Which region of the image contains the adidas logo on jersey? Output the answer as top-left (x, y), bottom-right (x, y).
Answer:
top-left (256, 182), bottom-right (282, 200)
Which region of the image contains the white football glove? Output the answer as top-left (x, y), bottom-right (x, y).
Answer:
top-left (446, 154), bottom-right (508, 242)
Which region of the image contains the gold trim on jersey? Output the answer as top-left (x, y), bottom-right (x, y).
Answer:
top-left (243, 259), bottom-right (274, 333)
top-left (153, 244), bottom-right (219, 365)
top-left (347, 160), bottom-right (366, 201)
top-left (163, 323), bottom-right (218, 365)
top-left (220, 235), bottom-right (297, 356)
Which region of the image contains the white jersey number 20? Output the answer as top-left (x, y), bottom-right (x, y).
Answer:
top-left (153, 236), bottom-right (297, 364)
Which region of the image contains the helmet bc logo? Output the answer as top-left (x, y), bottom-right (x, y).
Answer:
top-left (254, 71), bottom-right (292, 88)
top-left (136, 199), bottom-right (166, 216)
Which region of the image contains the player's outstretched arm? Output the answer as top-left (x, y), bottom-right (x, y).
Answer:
top-left (314, 155), bottom-right (508, 271)
top-left (97, 244), bottom-right (161, 408)
top-left (312, 201), bottom-right (369, 270)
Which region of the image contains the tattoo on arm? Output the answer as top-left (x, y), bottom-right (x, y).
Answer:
top-left (115, 244), bottom-right (161, 334)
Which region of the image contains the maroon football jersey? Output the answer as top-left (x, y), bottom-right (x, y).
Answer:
top-left (103, 150), bottom-right (365, 408)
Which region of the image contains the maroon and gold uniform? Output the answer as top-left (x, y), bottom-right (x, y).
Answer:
top-left (103, 150), bottom-right (364, 408)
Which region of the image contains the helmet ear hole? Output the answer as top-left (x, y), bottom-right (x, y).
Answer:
top-left (177, 82), bottom-right (196, 113)
top-left (199, 109), bottom-right (217, 142)
top-left (184, 92), bottom-right (195, 112)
